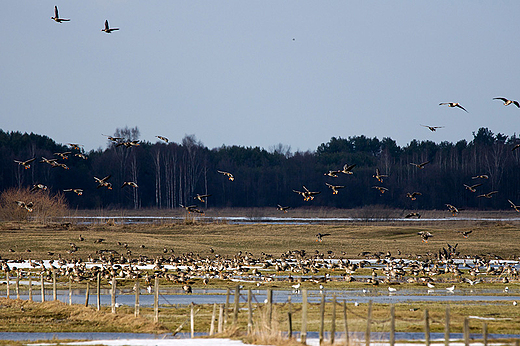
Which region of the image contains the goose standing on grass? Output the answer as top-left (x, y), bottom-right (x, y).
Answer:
top-left (325, 183), bottom-right (345, 195)
top-left (51, 6), bottom-right (70, 23)
top-left (508, 199), bottom-right (520, 212)
top-left (217, 170), bottom-right (234, 181)
top-left (493, 97), bottom-right (520, 108)
top-left (14, 158), bottom-right (36, 169)
top-left (439, 102), bottom-right (468, 112)
top-left (102, 20), bottom-right (119, 33)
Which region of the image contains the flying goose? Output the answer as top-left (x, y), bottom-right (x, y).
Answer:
top-left (373, 168), bottom-right (387, 183)
top-left (14, 158), bottom-right (36, 169)
top-left (30, 184), bottom-right (48, 192)
top-left (512, 144), bottom-right (520, 152)
top-left (315, 233), bottom-right (331, 242)
top-left (341, 163), bottom-right (356, 174)
top-left (472, 174), bottom-right (488, 179)
top-left (156, 136), bottom-right (169, 143)
top-left (324, 170), bottom-right (340, 178)
top-left (103, 134), bottom-right (124, 142)
top-left (463, 183), bottom-right (482, 192)
top-left (477, 191), bottom-right (498, 199)
top-left (102, 20), bottom-right (119, 33)
top-left (446, 204), bottom-right (459, 216)
top-left (372, 186), bottom-right (388, 194)
top-left (116, 140), bottom-right (140, 148)
top-left (74, 153), bottom-right (88, 159)
top-left (180, 204), bottom-right (198, 212)
top-left (15, 201), bottom-right (34, 212)
top-left (405, 212), bottom-right (421, 219)
top-left (277, 204), bottom-right (290, 213)
top-left (94, 175), bottom-right (112, 189)
top-left (67, 143), bottom-right (83, 150)
top-left (493, 97), bottom-right (520, 108)
top-left (421, 125), bottom-right (444, 132)
top-left (40, 157), bottom-right (59, 167)
top-left (406, 192), bottom-right (422, 200)
top-left (457, 230), bottom-right (472, 238)
top-left (439, 102), bottom-right (468, 112)
top-left (293, 186), bottom-right (320, 201)
top-left (508, 199), bottom-right (520, 212)
top-left (64, 188), bottom-right (83, 195)
top-left (121, 181), bottom-right (138, 188)
top-left (417, 231), bottom-right (433, 243)
top-left (54, 151), bottom-right (71, 160)
top-left (325, 182), bottom-right (345, 195)
top-left (410, 160), bottom-right (430, 169)
top-left (217, 170), bottom-right (234, 181)
top-left (51, 6), bottom-right (69, 23)
top-left (194, 194), bottom-right (211, 202)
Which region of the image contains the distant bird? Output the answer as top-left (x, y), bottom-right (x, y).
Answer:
top-left (103, 134), bottom-right (124, 143)
top-left (94, 175), bottom-right (112, 189)
top-left (102, 20), bottom-right (119, 33)
top-left (30, 184), bottom-right (48, 192)
top-left (180, 204), bottom-right (198, 213)
top-left (373, 168), bottom-right (387, 183)
top-left (56, 162), bottom-right (69, 170)
top-left (51, 6), bottom-right (69, 23)
top-left (410, 161), bottom-right (430, 169)
top-left (512, 144), bottom-right (520, 152)
top-left (316, 233), bottom-right (331, 242)
top-left (217, 170), bottom-right (234, 181)
top-left (94, 238), bottom-right (105, 244)
top-left (14, 158), bottom-right (36, 169)
top-left (194, 194), bottom-right (211, 202)
top-left (40, 157), bottom-right (58, 166)
top-left (293, 186), bottom-right (320, 201)
top-left (406, 192), bottom-right (422, 200)
top-left (421, 125), bottom-right (444, 132)
top-left (388, 287), bottom-right (397, 293)
top-left (15, 201), bottom-right (34, 212)
top-left (156, 135), bottom-right (169, 143)
top-left (417, 231), bottom-right (433, 242)
top-left (74, 153), bottom-right (88, 159)
top-left (464, 183), bottom-right (482, 192)
top-left (446, 204), bottom-right (459, 216)
top-left (457, 230), bottom-right (473, 238)
top-left (427, 282), bottom-right (435, 289)
top-left (277, 204), bottom-right (290, 213)
top-left (67, 143), bottom-right (83, 150)
top-left (477, 191), bottom-right (498, 199)
top-left (325, 183), bottom-right (345, 195)
top-left (341, 164), bottom-right (356, 174)
top-left (508, 199), bottom-right (520, 212)
top-left (446, 285), bottom-right (455, 292)
top-left (372, 186), bottom-right (388, 194)
top-left (439, 102), bottom-right (468, 112)
top-left (324, 170), bottom-right (340, 178)
top-left (121, 181), bottom-right (138, 188)
top-left (54, 151), bottom-right (71, 160)
top-left (405, 212), bottom-right (421, 219)
top-left (116, 140), bottom-right (140, 148)
top-left (472, 174), bottom-right (489, 180)
top-left (493, 97), bottom-right (520, 108)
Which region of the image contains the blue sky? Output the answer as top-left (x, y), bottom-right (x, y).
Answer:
top-left (2, 1), bottom-right (520, 152)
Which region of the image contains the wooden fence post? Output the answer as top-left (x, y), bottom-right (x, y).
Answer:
top-left (52, 270), bottom-right (57, 301)
top-left (463, 318), bottom-right (469, 346)
top-left (154, 276), bottom-right (159, 323)
top-left (343, 300), bottom-right (349, 346)
top-left (190, 302), bottom-right (195, 338)
top-left (210, 303), bottom-right (217, 336)
top-left (97, 273), bottom-right (101, 311)
top-left (445, 306), bottom-right (450, 346)
top-left (267, 287), bottom-right (273, 329)
top-left (366, 300), bottom-right (372, 346)
top-left (218, 304), bottom-right (224, 334)
top-left (390, 305), bottom-right (395, 346)
top-left (111, 276), bottom-right (116, 313)
top-left (301, 289), bottom-right (308, 344)
top-left (288, 295), bottom-right (293, 339)
top-left (247, 289), bottom-right (253, 334)
top-left (233, 285), bottom-right (240, 326)
top-left (331, 295), bottom-right (336, 345)
top-left (28, 273), bottom-right (32, 301)
top-left (483, 322), bottom-right (488, 346)
top-left (425, 309), bottom-right (430, 346)
top-left (40, 272), bottom-right (45, 302)
top-left (16, 270), bottom-right (20, 300)
top-left (319, 292), bottom-right (325, 345)
top-left (135, 280), bottom-right (140, 317)
top-left (5, 270), bottom-right (9, 299)
top-left (224, 288), bottom-right (230, 326)
top-left (85, 282), bottom-right (90, 307)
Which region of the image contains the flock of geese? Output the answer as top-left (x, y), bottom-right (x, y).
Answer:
top-left (51, 5), bottom-right (118, 33)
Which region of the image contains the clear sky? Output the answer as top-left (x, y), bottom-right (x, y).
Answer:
top-left (2, 1), bottom-right (520, 152)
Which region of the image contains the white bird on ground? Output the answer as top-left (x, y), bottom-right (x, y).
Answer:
top-left (427, 282), bottom-right (435, 289)
top-left (446, 285), bottom-right (455, 292)
top-left (291, 283), bottom-right (301, 293)
top-left (513, 301), bottom-right (517, 306)
top-left (388, 287), bottom-right (397, 292)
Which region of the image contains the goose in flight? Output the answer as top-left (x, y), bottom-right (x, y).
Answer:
top-left (512, 144), bottom-right (520, 152)
top-left (472, 174), bottom-right (488, 180)
top-left (40, 157), bottom-right (59, 167)
top-left (277, 204), bottom-right (290, 213)
top-left (325, 183), bottom-right (345, 195)
top-left (67, 143), bottom-right (83, 150)
top-left (463, 183), bottom-right (482, 193)
top-left (373, 168), bottom-right (387, 183)
top-left (421, 125), bottom-right (444, 132)
top-left (116, 140), bottom-right (140, 148)
top-left (102, 20), bottom-right (119, 33)
top-left (341, 163), bottom-right (356, 174)
top-left (439, 102), bottom-right (468, 112)
top-left (103, 134), bottom-right (124, 143)
top-left (14, 158), bottom-right (36, 169)
top-left (477, 191), bottom-right (498, 199)
top-left (372, 186), bottom-right (388, 194)
top-left (406, 192), bottom-right (422, 200)
top-left (446, 204), bottom-right (459, 216)
top-left (94, 175), bottom-right (112, 189)
top-left (64, 188), bottom-right (83, 196)
top-left (508, 199), bottom-right (520, 212)
top-left (417, 231), bottom-right (433, 243)
top-left (180, 204), bottom-right (198, 212)
top-left (324, 170), bottom-right (340, 178)
top-left (51, 6), bottom-right (69, 23)
top-left (156, 136), bottom-right (169, 143)
top-left (217, 170), bottom-right (234, 181)
top-left (16, 201), bottom-right (34, 212)
top-left (410, 161), bottom-right (430, 169)
top-left (405, 212), bottom-right (421, 219)
top-left (54, 151), bottom-right (71, 160)
top-left (457, 230), bottom-right (472, 238)
top-left (121, 181), bottom-right (138, 188)
top-left (74, 153), bottom-right (88, 159)
top-left (194, 194), bottom-right (211, 202)
top-left (30, 184), bottom-right (48, 192)
top-left (293, 186), bottom-right (320, 201)
top-left (493, 97), bottom-right (520, 108)
top-left (315, 233), bottom-right (331, 242)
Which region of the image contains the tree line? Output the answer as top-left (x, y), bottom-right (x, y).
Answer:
top-left (1, 126), bottom-right (519, 211)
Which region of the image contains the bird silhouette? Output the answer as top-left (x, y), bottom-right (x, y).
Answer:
top-left (421, 125), bottom-right (444, 132)
top-left (51, 6), bottom-right (70, 23)
top-left (102, 20), bottom-right (119, 33)
top-left (493, 97), bottom-right (520, 108)
top-left (439, 102), bottom-right (468, 112)
top-left (217, 170), bottom-right (234, 181)
top-left (410, 161), bottom-right (430, 169)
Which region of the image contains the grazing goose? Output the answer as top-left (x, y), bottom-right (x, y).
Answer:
top-left (277, 204), bottom-right (290, 213)
top-left (325, 182), bottom-right (345, 195)
top-left (417, 231), bottom-right (433, 243)
top-left (94, 175), bottom-right (112, 189)
top-left (121, 181), bottom-right (138, 188)
top-left (315, 233), bottom-right (331, 242)
top-left (51, 6), bottom-right (69, 23)
top-left (156, 136), bottom-right (169, 143)
top-left (341, 163), bottom-right (356, 174)
top-left (373, 168), bottom-right (387, 183)
top-left (410, 160), bottom-right (430, 169)
top-left (457, 230), bottom-right (472, 238)
top-left (439, 102), bottom-right (468, 112)
top-left (405, 212), bottom-right (421, 219)
top-left (406, 192), bottom-right (422, 200)
top-left (508, 199), bottom-right (520, 212)
top-left (102, 20), bottom-right (119, 33)
top-left (14, 158), bottom-right (36, 169)
top-left (421, 125), bottom-right (444, 132)
top-left (217, 170), bottom-right (234, 181)
top-left (493, 97), bottom-right (520, 108)
top-left (477, 191), bottom-right (498, 199)
top-left (372, 186), bottom-right (388, 194)
top-left (464, 183), bottom-right (482, 192)
top-left (194, 194), bottom-right (211, 202)
top-left (446, 204), bottom-right (459, 216)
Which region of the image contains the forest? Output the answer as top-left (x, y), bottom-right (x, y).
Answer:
top-left (1, 126), bottom-right (519, 211)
